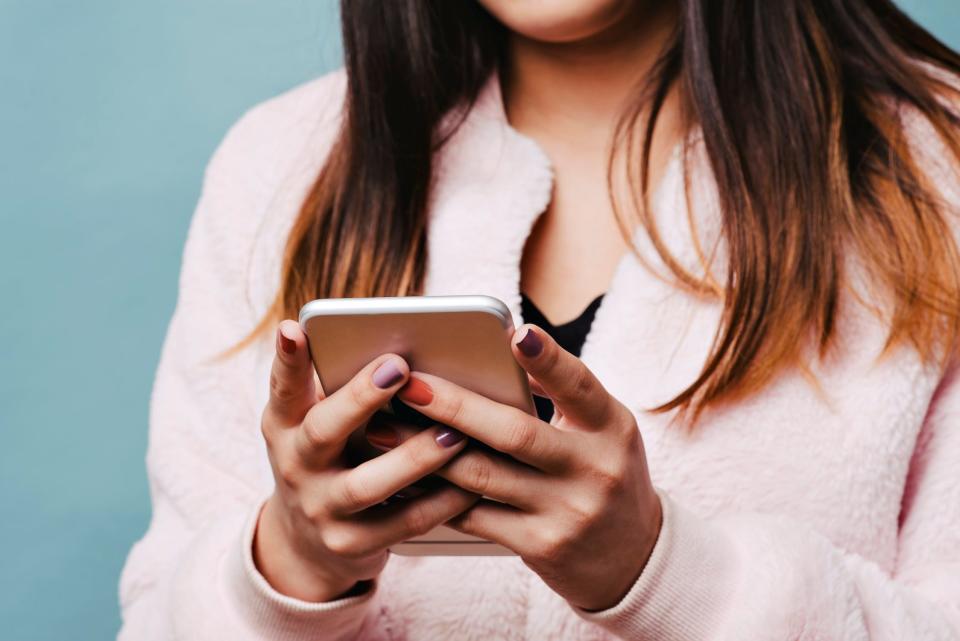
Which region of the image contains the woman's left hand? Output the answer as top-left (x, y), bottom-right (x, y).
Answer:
top-left (394, 323), bottom-right (663, 612)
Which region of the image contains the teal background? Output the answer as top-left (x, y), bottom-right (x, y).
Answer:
top-left (0, 2), bottom-right (342, 639)
top-left (0, 2), bottom-right (956, 639)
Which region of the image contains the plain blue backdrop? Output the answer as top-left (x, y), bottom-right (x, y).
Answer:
top-left (0, 2), bottom-right (957, 639)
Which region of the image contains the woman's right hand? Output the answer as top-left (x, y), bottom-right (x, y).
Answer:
top-left (253, 320), bottom-right (477, 602)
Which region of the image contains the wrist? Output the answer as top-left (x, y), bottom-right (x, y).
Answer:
top-left (615, 490), bottom-right (664, 606)
top-left (253, 494), bottom-right (359, 602)
top-left (582, 490), bottom-right (664, 612)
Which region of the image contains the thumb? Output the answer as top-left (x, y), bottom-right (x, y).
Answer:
top-left (266, 319), bottom-right (318, 426)
top-left (511, 324), bottom-right (615, 428)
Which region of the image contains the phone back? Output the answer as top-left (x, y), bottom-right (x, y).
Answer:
top-left (299, 295), bottom-right (534, 555)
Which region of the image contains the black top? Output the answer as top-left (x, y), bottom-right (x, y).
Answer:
top-left (520, 291), bottom-right (605, 422)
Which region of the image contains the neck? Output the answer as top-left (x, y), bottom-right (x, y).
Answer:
top-left (501, 3), bottom-right (679, 151)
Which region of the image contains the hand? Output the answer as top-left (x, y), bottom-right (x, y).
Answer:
top-left (390, 323), bottom-right (662, 612)
top-left (254, 320), bottom-right (478, 602)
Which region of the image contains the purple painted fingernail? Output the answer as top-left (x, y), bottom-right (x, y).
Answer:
top-left (435, 427), bottom-right (465, 448)
top-left (372, 359), bottom-right (405, 389)
top-left (394, 485), bottom-right (427, 499)
top-left (517, 327), bottom-right (543, 358)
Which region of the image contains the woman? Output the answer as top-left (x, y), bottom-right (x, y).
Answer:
top-left (119, 0), bottom-right (960, 639)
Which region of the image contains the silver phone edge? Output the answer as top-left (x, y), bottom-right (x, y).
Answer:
top-left (299, 295), bottom-right (514, 330)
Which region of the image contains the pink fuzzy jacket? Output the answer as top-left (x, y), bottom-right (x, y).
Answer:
top-left (118, 68), bottom-right (960, 640)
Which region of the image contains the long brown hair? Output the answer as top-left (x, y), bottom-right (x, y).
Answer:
top-left (228, 0), bottom-right (960, 423)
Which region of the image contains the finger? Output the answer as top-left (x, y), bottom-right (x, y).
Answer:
top-left (526, 374), bottom-right (564, 424)
top-left (526, 374), bottom-right (548, 398)
top-left (364, 413), bottom-right (425, 450)
top-left (329, 485), bottom-right (481, 557)
top-left (434, 448), bottom-right (547, 511)
top-left (328, 424), bottom-right (469, 514)
top-left (266, 320), bottom-right (318, 427)
top-left (445, 498), bottom-right (531, 553)
top-left (512, 324), bottom-right (616, 428)
top-left (296, 354), bottom-right (409, 459)
top-left (363, 416), bottom-right (435, 500)
top-left (396, 372), bottom-right (571, 471)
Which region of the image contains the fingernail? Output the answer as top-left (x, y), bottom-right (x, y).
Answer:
top-left (399, 377), bottom-right (433, 406)
top-left (278, 329), bottom-right (296, 355)
top-left (366, 422), bottom-right (400, 449)
top-left (372, 358), bottom-right (405, 389)
top-left (517, 326), bottom-right (543, 358)
top-left (394, 485), bottom-right (427, 499)
top-left (435, 427), bottom-right (465, 448)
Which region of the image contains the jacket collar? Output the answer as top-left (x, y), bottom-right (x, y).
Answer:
top-left (421, 72), bottom-right (727, 422)
top-left (423, 71), bottom-right (555, 322)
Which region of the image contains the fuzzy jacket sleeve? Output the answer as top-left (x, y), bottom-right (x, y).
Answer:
top-left (574, 360), bottom-right (960, 641)
top-left (116, 73), bottom-right (379, 641)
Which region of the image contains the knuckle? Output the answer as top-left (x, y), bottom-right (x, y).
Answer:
top-left (570, 366), bottom-right (596, 399)
top-left (273, 453), bottom-right (301, 489)
top-left (399, 439), bottom-right (432, 472)
top-left (504, 418), bottom-right (537, 456)
top-left (531, 525), bottom-right (571, 563)
top-left (300, 417), bottom-right (333, 451)
top-left (260, 413), bottom-right (276, 447)
top-left (565, 493), bottom-right (601, 531)
top-left (340, 474), bottom-right (374, 511)
top-left (349, 377), bottom-right (377, 410)
top-left (440, 394), bottom-right (466, 428)
top-left (610, 402), bottom-right (636, 434)
top-left (402, 503), bottom-right (435, 538)
top-left (321, 525), bottom-right (364, 559)
top-left (620, 418), bottom-right (642, 448)
top-left (269, 370), bottom-right (299, 405)
top-left (300, 495), bottom-right (327, 524)
top-left (460, 455), bottom-right (492, 495)
top-left (590, 457), bottom-right (627, 496)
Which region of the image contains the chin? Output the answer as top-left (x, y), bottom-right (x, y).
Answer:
top-left (477, 0), bottom-right (644, 43)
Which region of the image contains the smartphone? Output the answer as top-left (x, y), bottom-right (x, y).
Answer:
top-left (298, 295), bottom-right (535, 555)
